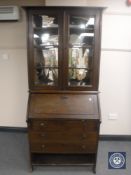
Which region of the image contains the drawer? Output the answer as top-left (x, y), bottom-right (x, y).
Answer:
top-left (29, 131), bottom-right (98, 143)
top-left (30, 142), bottom-right (97, 154)
top-left (29, 119), bottom-right (98, 132)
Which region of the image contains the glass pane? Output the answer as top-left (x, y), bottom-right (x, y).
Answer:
top-left (33, 15), bottom-right (59, 86)
top-left (68, 16), bottom-right (95, 87)
top-left (33, 15), bottom-right (58, 46)
top-left (69, 48), bottom-right (90, 68)
top-left (35, 68), bottom-right (58, 86)
top-left (69, 16), bottom-right (95, 46)
top-left (34, 47), bottom-right (58, 85)
top-left (42, 48), bottom-right (58, 67)
top-left (68, 68), bottom-right (90, 86)
top-left (68, 48), bottom-right (92, 86)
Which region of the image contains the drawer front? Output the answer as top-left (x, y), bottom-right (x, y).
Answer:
top-left (30, 142), bottom-right (97, 154)
top-left (29, 131), bottom-right (98, 143)
top-left (29, 119), bottom-right (98, 132)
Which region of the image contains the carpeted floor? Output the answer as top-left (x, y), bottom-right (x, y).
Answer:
top-left (0, 132), bottom-right (130, 175)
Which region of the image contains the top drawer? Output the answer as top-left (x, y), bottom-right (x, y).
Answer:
top-left (28, 119), bottom-right (98, 132)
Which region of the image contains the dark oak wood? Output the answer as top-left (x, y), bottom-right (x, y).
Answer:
top-left (30, 142), bottom-right (97, 153)
top-left (26, 7), bottom-right (103, 91)
top-left (25, 6), bottom-right (103, 173)
top-left (29, 119), bottom-right (98, 132)
top-left (29, 93), bottom-right (99, 116)
top-left (27, 93), bottom-right (100, 171)
top-left (29, 131), bottom-right (98, 143)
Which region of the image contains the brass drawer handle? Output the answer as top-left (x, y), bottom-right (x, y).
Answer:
top-left (82, 134), bottom-right (86, 139)
top-left (81, 145), bottom-right (86, 149)
top-left (40, 122), bottom-right (45, 126)
top-left (41, 144), bottom-right (45, 149)
top-left (82, 120), bottom-right (86, 126)
top-left (41, 133), bottom-right (46, 137)
top-left (61, 96), bottom-right (68, 99)
top-left (82, 119), bottom-right (86, 123)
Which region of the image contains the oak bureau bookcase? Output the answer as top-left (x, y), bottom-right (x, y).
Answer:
top-left (25, 6), bottom-right (103, 173)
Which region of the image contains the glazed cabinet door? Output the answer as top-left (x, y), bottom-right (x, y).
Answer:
top-left (27, 7), bottom-right (102, 92)
top-left (27, 8), bottom-right (63, 90)
top-left (63, 8), bottom-right (102, 91)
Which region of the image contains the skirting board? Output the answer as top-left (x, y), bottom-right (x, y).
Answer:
top-left (0, 126), bottom-right (131, 141)
top-left (0, 126), bottom-right (27, 133)
top-left (100, 135), bottom-right (131, 141)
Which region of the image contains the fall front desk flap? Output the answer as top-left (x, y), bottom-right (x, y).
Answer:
top-left (28, 93), bottom-right (100, 119)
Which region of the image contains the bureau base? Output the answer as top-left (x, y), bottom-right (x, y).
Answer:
top-left (30, 153), bottom-right (96, 173)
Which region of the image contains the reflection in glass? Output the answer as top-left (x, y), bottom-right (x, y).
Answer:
top-left (33, 15), bottom-right (58, 28)
top-left (42, 48), bottom-right (58, 67)
top-left (68, 16), bottom-right (95, 86)
top-left (69, 16), bottom-right (95, 46)
top-left (34, 47), bottom-right (58, 85)
top-left (33, 15), bottom-right (59, 47)
top-left (68, 48), bottom-right (91, 86)
top-left (68, 68), bottom-right (89, 86)
top-left (69, 48), bottom-right (89, 68)
top-left (33, 15), bottom-right (59, 86)
top-left (35, 67), bottom-right (58, 85)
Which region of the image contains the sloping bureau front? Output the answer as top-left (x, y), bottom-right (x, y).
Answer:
top-left (28, 93), bottom-right (100, 119)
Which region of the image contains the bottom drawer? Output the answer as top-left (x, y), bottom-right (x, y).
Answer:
top-left (30, 142), bottom-right (97, 154)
